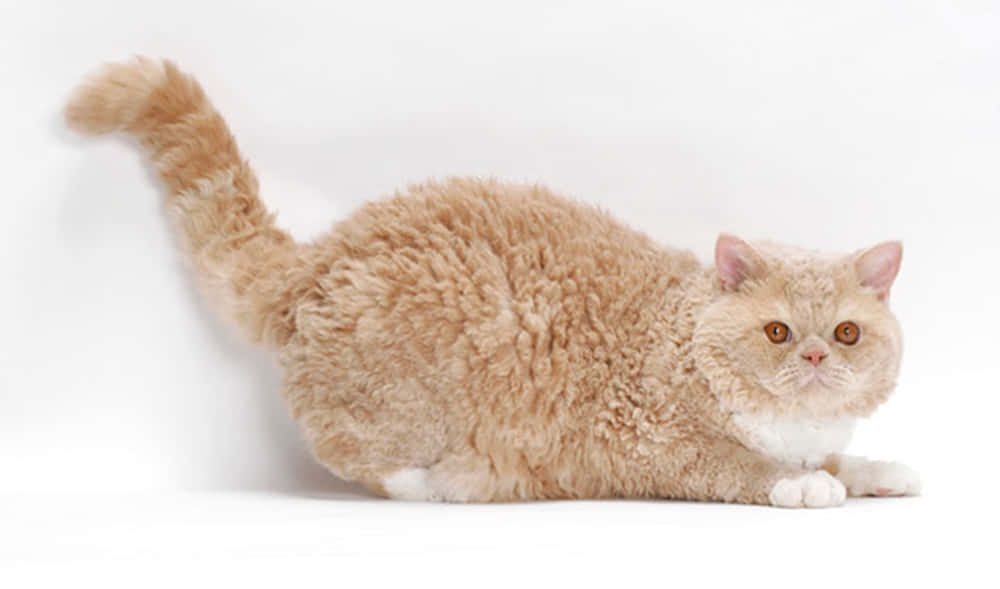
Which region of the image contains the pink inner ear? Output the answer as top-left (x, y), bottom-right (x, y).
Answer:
top-left (715, 234), bottom-right (761, 290)
top-left (856, 241), bottom-right (902, 300)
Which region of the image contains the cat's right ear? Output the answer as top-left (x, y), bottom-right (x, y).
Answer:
top-left (715, 234), bottom-right (766, 291)
top-left (854, 241), bottom-right (902, 301)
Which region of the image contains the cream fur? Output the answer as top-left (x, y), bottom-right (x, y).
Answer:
top-left (65, 58), bottom-right (920, 508)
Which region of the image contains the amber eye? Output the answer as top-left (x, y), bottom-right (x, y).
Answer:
top-left (834, 321), bottom-right (861, 345)
top-left (764, 321), bottom-right (791, 343)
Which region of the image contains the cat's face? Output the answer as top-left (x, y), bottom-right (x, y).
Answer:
top-left (692, 235), bottom-right (903, 418)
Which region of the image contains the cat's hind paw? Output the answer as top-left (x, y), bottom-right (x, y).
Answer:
top-left (769, 471), bottom-right (847, 508)
top-left (836, 458), bottom-right (921, 497)
top-left (381, 468), bottom-right (444, 502)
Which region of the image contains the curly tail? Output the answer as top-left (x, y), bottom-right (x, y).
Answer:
top-left (66, 58), bottom-right (302, 347)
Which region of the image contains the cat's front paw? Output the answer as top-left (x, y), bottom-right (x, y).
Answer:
top-left (769, 471), bottom-right (846, 508)
top-left (837, 459), bottom-right (921, 497)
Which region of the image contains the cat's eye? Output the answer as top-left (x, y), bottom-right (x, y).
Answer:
top-left (834, 321), bottom-right (860, 345)
top-left (764, 321), bottom-right (791, 344)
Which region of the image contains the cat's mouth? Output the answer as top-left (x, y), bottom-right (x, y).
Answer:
top-left (798, 370), bottom-right (832, 390)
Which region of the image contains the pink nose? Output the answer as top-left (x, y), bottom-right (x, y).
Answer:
top-left (802, 349), bottom-right (827, 366)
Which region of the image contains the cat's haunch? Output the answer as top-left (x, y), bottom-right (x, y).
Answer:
top-left (66, 58), bottom-right (920, 507)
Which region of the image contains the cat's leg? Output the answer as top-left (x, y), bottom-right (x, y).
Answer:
top-left (822, 455), bottom-right (922, 497)
top-left (650, 437), bottom-right (847, 508)
top-left (425, 452), bottom-right (580, 502)
top-left (423, 438), bottom-right (850, 506)
top-left (313, 437), bottom-right (446, 502)
top-left (424, 453), bottom-right (503, 502)
top-left (302, 402), bottom-right (449, 501)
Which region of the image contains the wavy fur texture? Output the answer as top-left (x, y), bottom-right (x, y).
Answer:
top-left (66, 58), bottom-right (919, 507)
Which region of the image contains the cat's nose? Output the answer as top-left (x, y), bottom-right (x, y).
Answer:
top-left (801, 349), bottom-right (827, 366)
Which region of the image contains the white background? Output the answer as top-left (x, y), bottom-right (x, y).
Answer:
top-left (2, 0), bottom-right (998, 586)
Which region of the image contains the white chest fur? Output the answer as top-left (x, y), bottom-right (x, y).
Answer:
top-left (732, 414), bottom-right (856, 468)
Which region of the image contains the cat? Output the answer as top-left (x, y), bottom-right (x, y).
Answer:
top-left (65, 58), bottom-right (921, 507)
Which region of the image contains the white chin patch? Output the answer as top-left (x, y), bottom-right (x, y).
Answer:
top-left (733, 414), bottom-right (856, 468)
top-left (381, 468), bottom-right (442, 502)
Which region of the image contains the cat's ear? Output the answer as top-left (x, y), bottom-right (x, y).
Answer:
top-left (715, 234), bottom-right (766, 291)
top-left (854, 241), bottom-right (902, 301)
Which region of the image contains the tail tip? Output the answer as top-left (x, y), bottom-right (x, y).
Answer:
top-left (64, 56), bottom-right (171, 135)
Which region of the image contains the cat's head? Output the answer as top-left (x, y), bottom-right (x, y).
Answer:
top-left (692, 235), bottom-right (903, 419)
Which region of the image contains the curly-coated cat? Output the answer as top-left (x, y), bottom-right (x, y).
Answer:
top-left (65, 58), bottom-right (920, 507)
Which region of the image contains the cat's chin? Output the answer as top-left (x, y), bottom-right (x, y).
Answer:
top-left (798, 371), bottom-right (830, 391)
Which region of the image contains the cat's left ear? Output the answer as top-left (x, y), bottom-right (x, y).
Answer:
top-left (854, 241), bottom-right (902, 301)
top-left (715, 234), bottom-right (767, 291)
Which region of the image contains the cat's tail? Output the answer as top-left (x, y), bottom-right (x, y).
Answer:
top-left (65, 57), bottom-right (303, 347)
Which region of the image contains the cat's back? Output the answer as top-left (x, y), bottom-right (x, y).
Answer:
top-left (296, 176), bottom-right (702, 345)
top-left (289, 177), bottom-right (700, 404)
top-left (326, 176), bottom-right (643, 259)
top-left (319, 176), bottom-right (687, 280)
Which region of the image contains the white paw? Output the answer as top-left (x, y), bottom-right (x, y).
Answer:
top-left (837, 458), bottom-right (922, 497)
top-left (769, 471), bottom-right (847, 508)
top-left (381, 468), bottom-right (442, 502)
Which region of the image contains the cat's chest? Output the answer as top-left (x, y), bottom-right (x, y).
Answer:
top-left (731, 414), bottom-right (856, 468)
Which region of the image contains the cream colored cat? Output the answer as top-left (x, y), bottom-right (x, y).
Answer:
top-left (65, 58), bottom-right (920, 507)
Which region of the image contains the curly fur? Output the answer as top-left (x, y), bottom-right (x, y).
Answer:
top-left (65, 58), bottom-right (919, 507)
